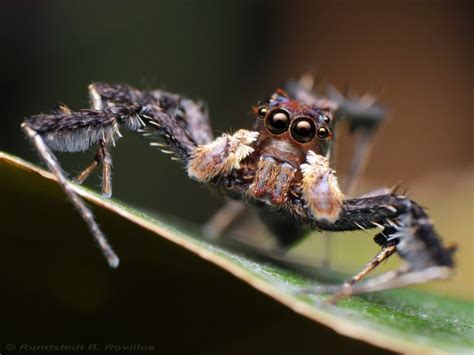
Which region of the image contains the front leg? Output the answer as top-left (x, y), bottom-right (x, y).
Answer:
top-left (300, 151), bottom-right (344, 223)
top-left (187, 130), bottom-right (259, 182)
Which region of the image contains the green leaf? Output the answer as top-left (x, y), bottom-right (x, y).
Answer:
top-left (1, 151), bottom-right (472, 354)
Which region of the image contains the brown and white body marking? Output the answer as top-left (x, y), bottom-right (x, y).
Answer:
top-left (188, 90), bottom-right (344, 223)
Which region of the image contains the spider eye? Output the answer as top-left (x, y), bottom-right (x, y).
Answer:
top-left (257, 106), bottom-right (268, 118)
top-left (319, 114), bottom-right (331, 124)
top-left (266, 109), bottom-right (290, 134)
top-left (317, 127), bottom-right (330, 139)
top-left (290, 117), bottom-right (316, 143)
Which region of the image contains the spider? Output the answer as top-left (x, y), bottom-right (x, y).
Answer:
top-left (22, 77), bottom-right (456, 301)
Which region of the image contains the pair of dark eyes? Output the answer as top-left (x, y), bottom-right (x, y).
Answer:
top-left (260, 108), bottom-right (330, 143)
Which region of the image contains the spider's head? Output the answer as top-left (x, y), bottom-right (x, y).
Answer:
top-left (251, 89), bottom-right (335, 166)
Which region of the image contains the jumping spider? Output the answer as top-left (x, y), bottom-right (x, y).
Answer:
top-left (22, 77), bottom-right (456, 301)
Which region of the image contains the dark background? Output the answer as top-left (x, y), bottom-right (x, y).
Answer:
top-left (0, 1), bottom-right (472, 354)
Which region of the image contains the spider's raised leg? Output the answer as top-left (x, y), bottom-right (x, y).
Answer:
top-left (21, 114), bottom-right (120, 268)
top-left (89, 84), bottom-right (261, 185)
top-left (23, 83), bottom-right (213, 267)
top-left (149, 85), bottom-right (248, 240)
top-left (89, 82), bottom-right (214, 145)
top-left (327, 86), bottom-right (386, 195)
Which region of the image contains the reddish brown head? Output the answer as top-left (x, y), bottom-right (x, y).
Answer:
top-left (251, 89), bottom-right (335, 168)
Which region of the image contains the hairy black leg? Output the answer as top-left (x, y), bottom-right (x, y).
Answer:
top-left (150, 89), bottom-right (213, 145)
top-left (21, 124), bottom-right (119, 268)
top-left (22, 109), bottom-right (118, 153)
top-left (289, 193), bottom-right (455, 299)
top-left (92, 83), bottom-right (199, 160)
top-left (22, 82), bottom-right (208, 267)
top-left (140, 105), bottom-right (197, 160)
top-left (90, 82), bottom-right (213, 145)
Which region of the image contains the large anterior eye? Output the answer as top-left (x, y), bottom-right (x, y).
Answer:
top-left (265, 109), bottom-right (290, 134)
top-left (290, 117), bottom-right (316, 143)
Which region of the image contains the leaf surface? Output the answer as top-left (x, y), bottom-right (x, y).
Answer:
top-left (1, 151), bottom-right (472, 354)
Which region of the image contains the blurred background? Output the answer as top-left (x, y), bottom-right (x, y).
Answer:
top-left (0, 1), bottom-right (472, 353)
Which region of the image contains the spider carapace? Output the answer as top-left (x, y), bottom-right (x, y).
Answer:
top-left (22, 78), bottom-right (456, 301)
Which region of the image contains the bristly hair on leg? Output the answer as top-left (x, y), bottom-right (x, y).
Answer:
top-left (21, 83), bottom-right (212, 267)
top-left (21, 123), bottom-right (119, 268)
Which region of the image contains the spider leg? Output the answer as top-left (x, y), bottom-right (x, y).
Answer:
top-left (21, 123), bottom-right (119, 268)
top-left (300, 245), bottom-right (396, 296)
top-left (187, 129), bottom-right (259, 182)
top-left (99, 140), bottom-right (113, 198)
top-left (202, 200), bottom-right (246, 239)
top-left (73, 144), bottom-right (104, 185)
top-left (90, 82), bottom-right (214, 144)
top-left (329, 265), bottom-right (452, 303)
top-left (150, 89), bottom-right (214, 145)
top-left (72, 139), bottom-right (113, 198)
top-left (23, 82), bottom-right (210, 267)
top-left (327, 86), bottom-right (386, 196)
top-left (291, 191), bottom-right (456, 300)
top-left (343, 244), bottom-right (397, 286)
top-left (344, 128), bottom-right (376, 195)
top-left (284, 75), bottom-right (337, 111)
top-left (90, 84), bottom-right (251, 241)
